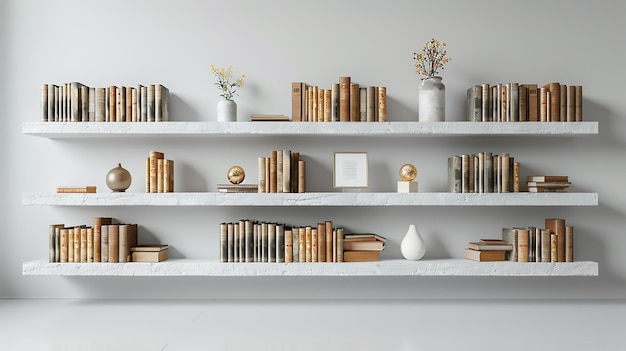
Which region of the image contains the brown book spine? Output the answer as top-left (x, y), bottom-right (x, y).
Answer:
top-left (539, 86), bottom-right (549, 122)
top-left (125, 86), bottom-right (133, 122)
top-left (518, 84), bottom-right (527, 122)
top-left (366, 86), bottom-right (376, 122)
top-left (298, 160), bottom-right (306, 193)
top-left (291, 152), bottom-right (299, 193)
top-left (575, 86), bottom-right (583, 121)
top-left (541, 229), bottom-right (551, 262)
top-left (305, 226), bottom-right (312, 262)
top-left (298, 227), bottom-right (306, 263)
top-left (291, 82), bottom-right (303, 122)
top-left (317, 87), bottom-right (324, 122)
top-left (566, 225), bottom-right (574, 262)
top-left (547, 82), bottom-right (560, 121)
top-left (41, 84), bottom-right (49, 121)
top-left (276, 150), bottom-right (283, 194)
top-left (560, 84), bottom-right (567, 122)
top-left (524, 84), bottom-right (539, 121)
top-left (545, 218), bottom-right (566, 262)
top-left (325, 221), bottom-right (333, 262)
top-left (73, 227), bottom-right (81, 262)
top-left (86, 227), bottom-right (94, 262)
top-left (108, 224), bottom-right (119, 263)
top-left (157, 158), bottom-right (164, 193)
top-left (60, 228), bottom-right (69, 263)
top-left (567, 85), bottom-right (576, 122)
top-left (377, 86), bottom-right (387, 122)
top-left (349, 83), bottom-right (360, 122)
top-left (324, 89), bottom-right (332, 122)
top-left (80, 227), bottom-right (87, 262)
top-left (336, 227), bottom-right (344, 262)
top-left (269, 150), bottom-right (277, 193)
top-left (282, 150), bottom-right (291, 193)
top-left (517, 228), bottom-right (529, 262)
top-left (550, 233), bottom-right (558, 262)
top-left (317, 222), bottom-right (326, 263)
top-left (311, 228), bottom-right (318, 262)
top-left (220, 223), bottom-right (228, 262)
top-left (164, 159), bottom-right (174, 192)
top-left (339, 76), bottom-right (351, 122)
top-left (285, 228), bottom-right (293, 263)
top-left (481, 83), bottom-right (491, 121)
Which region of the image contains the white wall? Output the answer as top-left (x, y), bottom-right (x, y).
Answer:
top-left (2, 0), bottom-right (626, 345)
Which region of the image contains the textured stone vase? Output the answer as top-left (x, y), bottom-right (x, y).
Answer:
top-left (106, 163), bottom-right (132, 192)
top-left (401, 224), bottom-right (426, 260)
top-left (217, 99), bottom-right (237, 122)
top-left (418, 76), bottom-right (445, 122)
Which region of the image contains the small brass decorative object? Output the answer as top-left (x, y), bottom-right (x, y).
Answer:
top-left (106, 163), bottom-right (132, 192)
top-left (227, 165), bottom-right (245, 184)
top-left (399, 163), bottom-right (417, 181)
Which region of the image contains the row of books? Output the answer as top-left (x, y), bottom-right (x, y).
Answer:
top-left (466, 82), bottom-right (583, 122)
top-left (219, 219), bottom-right (387, 263)
top-left (145, 151), bottom-right (175, 193)
top-left (40, 83), bottom-right (170, 123)
top-left (292, 77), bottom-right (387, 122)
top-left (501, 218), bottom-right (574, 262)
top-left (258, 150), bottom-right (305, 193)
top-left (448, 152), bottom-right (520, 193)
top-left (49, 219), bottom-right (169, 263)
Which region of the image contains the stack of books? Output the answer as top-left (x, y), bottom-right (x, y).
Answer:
top-left (342, 233), bottom-right (386, 262)
top-left (216, 184), bottom-right (258, 193)
top-left (526, 175), bottom-right (570, 192)
top-left (465, 239), bottom-right (513, 262)
top-left (131, 245), bottom-right (168, 262)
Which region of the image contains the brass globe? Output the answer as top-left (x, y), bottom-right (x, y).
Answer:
top-left (227, 165), bottom-right (245, 184)
top-left (399, 163), bottom-right (417, 181)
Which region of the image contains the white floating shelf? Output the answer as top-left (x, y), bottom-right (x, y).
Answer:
top-left (22, 259), bottom-right (598, 277)
top-left (22, 192), bottom-right (598, 207)
top-left (22, 121), bottom-right (599, 138)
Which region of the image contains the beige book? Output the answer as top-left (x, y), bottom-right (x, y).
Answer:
top-left (108, 224), bottom-right (119, 263)
top-left (516, 228), bottom-right (529, 262)
top-left (132, 250), bottom-right (168, 262)
top-left (336, 227), bottom-right (344, 262)
top-left (125, 86), bottom-right (133, 122)
top-left (164, 159), bottom-right (174, 192)
top-left (67, 228), bottom-right (74, 263)
top-left (157, 158), bottom-right (164, 193)
top-left (60, 228), bottom-right (69, 263)
top-left (317, 87), bottom-right (323, 122)
top-left (317, 223), bottom-right (326, 263)
top-left (291, 82), bottom-right (304, 122)
top-left (298, 160), bottom-right (306, 193)
top-left (545, 218), bottom-right (566, 262)
top-left (324, 89), bottom-right (332, 122)
top-left (220, 223), bottom-right (228, 262)
top-left (298, 227), bottom-right (306, 263)
top-left (73, 227), bottom-right (81, 262)
top-left (80, 227), bottom-right (88, 263)
top-left (350, 83), bottom-right (360, 122)
top-left (339, 76), bottom-right (351, 122)
top-left (269, 150), bottom-right (277, 193)
top-left (95, 88), bottom-right (106, 122)
top-left (87, 227), bottom-right (94, 263)
top-left (93, 217), bottom-right (113, 262)
top-left (366, 86), bottom-right (376, 122)
top-left (268, 223), bottom-right (276, 263)
top-left (550, 233), bottom-right (558, 262)
top-left (116, 86), bottom-right (126, 122)
top-left (147, 85), bottom-right (155, 122)
top-left (131, 87), bottom-right (138, 122)
top-left (325, 221), bottom-right (333, 262)
top-left (282, 150), bottom-right (291, 193)
top-left (541, 229), bottom-right (551, 262)
top-left (258, 157), bottom-right (267, 193)
top-left (276, 150), bottom-right (283, 193)
top-left (378, 86), bottom-right (387, 122)
top-left (311, 228), bottom-right (318, 262)
top-left (284, 228), bottom-right (293, 263)
top-left (566, 225), bottom-right (574, 262)
top-left (41, 84), bottom-right (49, 121)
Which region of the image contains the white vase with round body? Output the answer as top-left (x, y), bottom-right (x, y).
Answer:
top-left (217, 99), bottom-right (237, 122)
top-left (418, 76), bottom-right (445, 122)
top-left (401, 224), bottom-right (426, 260)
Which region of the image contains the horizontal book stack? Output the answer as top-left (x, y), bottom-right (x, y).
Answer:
top-left (216, 184), bottom-right (258, 193)
top-left (56, 186), bottom-right (96, 193)
top-left (40, 82), bottom-right (169, 122)
top-left (220, 219), bottom-right (385, 263)
top-left (130, 245), bottom-right (168, 262)
top-left (448, 152), bottom-right (520, 193)
top-left (258, 150), bottom-right (305, 193)
top-left (501, 218), bottom-right (574, 263)
top-left (145, 151), bottom-right (174, 193)
top-left (342, 233), bottom-right (386, 262)
top-left (526, 175), bottom-right (570, 193)
top-left (464, 239), bottom-right (513, 262)
top-left (292, 77), bottom-right (387, 122)
top-left (48, 218), bottom-right (148, 263)
top-left (466, 82), bottom-right (583, 122)
top-left (250, 114), bottom-right (290, 122)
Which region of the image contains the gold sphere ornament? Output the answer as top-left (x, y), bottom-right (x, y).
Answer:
top-left (399, 163), bottom-right (417, 181)
top-left (227, 165), bottom-right (245, 184)
top-left (106, 163), bottom-right (132, 192)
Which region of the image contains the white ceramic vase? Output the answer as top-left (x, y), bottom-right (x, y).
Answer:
top-left (217, 99), bottom-right (237, 122)
top-left (418, 76), bottom-right (445, 122)
top-left (401, 224), bottom-right (426, 260)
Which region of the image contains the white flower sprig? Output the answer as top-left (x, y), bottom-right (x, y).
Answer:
top-left (210, 64), bottom-right (245, 101)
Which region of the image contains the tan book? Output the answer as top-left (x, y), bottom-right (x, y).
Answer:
top-left (282, 150), bottom-right (291, 193)
top-left (56, 186), bottom-right (96, 193)
top-left (464, 249), bottom-right (505, 262)
top-left (516, 228), bottom-right (529, 262)
top-left (359, 87), bottom-right (367, 122)
top-left (41, 84), bottom-right (49, 121)
top-left (291, 82), bottom-right (304, 122)
top-left (567, 85), bottom-right (576, 122)
top-left (324, 88), bottom-right (332, 122)
top-left (317, 87), bottom-right (324, 122)
top-left (513, 161), bottom-right (520, 192)
top-left (59, 228), bottom-right (69, 263)
top-left (366, 86), bottom-right (376, 122)
top-left (157, 158), bottom-right (164, 193)
top-left (311, 228), bottom-right (318, 262)
top-left (116, 86), bottom-right (126, 122)
top-left (268, 222), bottom-right (276, 263)
top-left (276, 150), bottom-right (283, 193)
top-left (325, 221), bottom-right (333, 262)
top-left (560, 84), bottom-right (567, 122)
top-left (541, 229), bottom-right (552, 262)
top-left (546, 82), bottom-right (561, 121)
top-left (298, 227), bottom-right (306, 263)
top-left (304, 226), bottom-right (312, 262)
top-left (131, 87), bottom-right (138, 122)
top-left (566, 225), bottom-right (574, 262)
top-left (317, 223), bottom-right (326, 263)
top-left (467, 241), bottom-right (512, 251)
top-left (129, 245), bottom-right (167, 252)
top-left (125, 86), bottom-right (133, 122)
top-left (292, 227), bottom-right (300, 263)
top-left (339, 76), bottom-right (351, 122)
top-left (164, 159), bottom-right (174, 192)
top-left (80, 227), bottom-right (88, 263)
top-left (132, 250), bottom-right (168, 262)
top-left (284, 228), bottom-right (293, 263)
top-left (550, 233), bottom-right (558, 262)
top-left (95, 87), bottom-right (106, 122)
top-left (298, 160), bottom-right (306, 193)
top-left (86, 227), bottom-right (94, 262)
top-left (336, 227), bottom-right (344, 262)
top-left (67, 227), bottom-right (74, 263)
top-left (518, 84), bottom-right (527, 122)
top-left (349, 83), bottom-right (360, 122)
top-left (108, 85), bottom-right (116, 122)
top-left (545, 218), bottom-right (566, 262)
top-left (220, 223), bottom-right (228, 262)
top-left (377, 86), bottom-right (387, 122)
top-left (575, 86), bottom-right (583, 121)
top-left (343, 241), bottom-right (385, 251)
top-left (521, 84), bottom-right (539, 122)
top-left (269, 150), bottom-right (277, 193)
top-left (147, 84), bottom-right (155, 122)
top-left (528, 187), bottom-right (569, 193)
top-left (258, 157), bottom-right (267, 193)
top-left (118, 224), bottom-right (138, 263)
top-left (527, 175), bottom-right (569, 182)
top-left (344, 250), bottom-right (380, 262)
top-left (108, 224), bottom-right (119, 263)
top-left (331, 83), bottom-right (339, 121)
top-left (539, 86), bottom-right (549, 122)
top-left (148, 151), bottom-right (164, 193)
top-left (73, 226), bottom-right (81, 263)
top-left (155, 84), bottom-right (169, 122)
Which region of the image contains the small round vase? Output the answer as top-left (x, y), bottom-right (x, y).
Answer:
top-left (217, 99), bottom-right (237, 122)
top-left (418, 76), bottom-right (445, 122)
top-left (401, 224), bottom-right (426, 260)
top-left (106, 163), bottom-right (132, 192)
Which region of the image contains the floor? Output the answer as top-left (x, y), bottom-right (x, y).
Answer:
top-left (1, 298), bottom-right (625, 350)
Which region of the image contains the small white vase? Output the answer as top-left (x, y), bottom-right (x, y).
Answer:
top-left (418, 76), bottom-right (445, 122)
top-left (217, 99), bottom-right (237, 122)
top-left (401, 224), bottom-right (426, 260)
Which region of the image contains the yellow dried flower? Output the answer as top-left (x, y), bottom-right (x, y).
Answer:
top-left (413, 38), bottom-right (451, 78)
top-left (211, 64), bottom-right (245, 100)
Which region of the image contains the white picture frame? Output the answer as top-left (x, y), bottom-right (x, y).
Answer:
top-left (333, 152), bottom-right (368, 188)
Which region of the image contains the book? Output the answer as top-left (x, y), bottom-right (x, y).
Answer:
top-left (343, 250), bottom-right (380, 262)
top-left (526, 181), bottom-right (571, 187)
top-left (343, 233), bottom-right (387, 242)
top-left (118, 223), bottom-right (138, 263)
top-left (501, 227), bottom-right (518, 262)
top-left (216, 184), bottom-right (259, 193)
top-left (131, 250), bottom-right (168, 262)
top-left (107, 224), bottom-right (119, 263)
top-left (467, 85), bottom-right (482, 122)
top-left (56, 186), bottom-right (96, 193)
top-left (516, 228), bottom-right (529, 262)
top-left (250, 114), bottom-right (290, 121)
top-left (343, 240), bottom-right (385, 251)
top-left (528, 187), bottom-right (569, 193)
top-left (527, 175), bottom-right (569, 182)
top-left (155, 84), bottom-right (169, 122)
top-left (377, 86), bottom-right (387, 122)
top-left (291, 82), bottom-right (305, 122)
top-left (93, 217), bottom-right (113, 262)
top-left (545, 218), bottom-right (566, 262)
top-left (350, 83), bottom-right (360, 122)
top-left (467, 242), bottom-right (513, 251)
top-left (131, 244), bottom-right (168, 252)
top-left (464, 249), bottom-right (506, 262)
top-left (339, 76), bottom-right (351, 122)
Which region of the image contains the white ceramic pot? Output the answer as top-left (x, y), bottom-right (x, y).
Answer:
top-left (401, 224), bottom-right (426, 260)
top-left (418, 76), bottom-right (445, 122)
top-left (217, 99), bottom-right (237, 122)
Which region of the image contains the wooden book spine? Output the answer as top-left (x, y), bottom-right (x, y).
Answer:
top-left (349, 83), bottom-right (360, 122)
top-left (245, 220), bottom-right (254, 262)
top-left (575, 86), bottom-right (583, 121)
top-left (118, 224), bottom-right (129, 263)
top-left (565, 225), bottom-right (574, 262)
top-left (541, 229), bottom-right (551, 262)
top-left (500, 153), bottom-right (510, 193)
top-left (157, 158), bottom-right (164, 193)
top-left (86, 227), bottom-right (94, 262)
top-left (545, 218), bottom-right (566, 262)
top-left (325, 221), bottom-right (333, 262)
top-left (366, 86), bottom-right (376, 122)
top-left (276, 150), bottom-right (283, 193)
top-left (284, 228), bottom-right (293, 263)
top-left (336, 227), bottom-right (344, 263)
top-left (292, 227), bottom-right (300, 263)
top-left (339, 76), bottom-right (351, 122)
top-left (269, 150), bottom-right (277, 193)
top-left (291, 82), bottom-right (303, 122)
top-left (548, 82), bottom-right (560, 121)
top-left (516, 228), bottom-right (529, 262)
top-left (359, 87), bottom-right (366, 122)
top-left (282, 150), bottom-right (291, 193)
top-left (539, 86), bottom-right (548, 122)
top-left (298, 160), bottom-right (306, 193)
top-left (311, 228), bottom-right (318, 262)
top-left (324, 89), bottom-right (332, 122)
top-left (317, 222), bottom-right (326, 263)
top-left (258, 157), bottom-right (267, 193)
top-left (377, 86), bottom-right (387, 122)
top-left (304, 226), bottom-right (312, 262)
top-left (298, 227), bottom-right (306, 263)
top-left (60, 228), bottom-right (69, 263)
top-left (550, 233), bottom-right (558, 262)
top-left (238, 221), bottom-right (244, 263)
top-left (567, 85), bottom-right (576, 122)
top-left (73, 227), bottom-right (81, 262)
top-left (560, 84), bottom-right (567, 122)
top-left (481, 83), bottom-right (491, 121)
top-left (108, 224), bottom-right (119, 263)
top-left (276, 223), bottom-right (285, 263)
top-left (317, 87), bottom-right (324, 122)
top-left (220, 223), bottom-right (228, 263)
top-left (125, 86), bottom-right (133, 122)
top-left (164, 159), bottom-right (174, 192)
top-left (227, 223), bottom-right (234, 262)
top-left (291, 152), bottom-right (299, 193)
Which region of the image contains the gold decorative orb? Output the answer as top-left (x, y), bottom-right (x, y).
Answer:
top-left (227, 165), bottom-right (245, 184)
top-left (399, 163), bottom-right (417, 181)
top-left (106, 163), bottom-right (132, 192)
